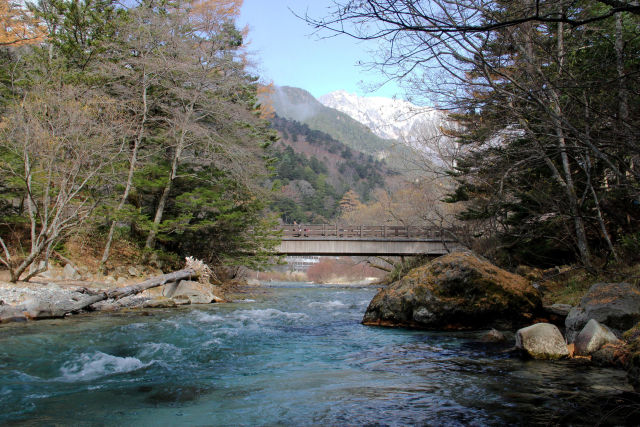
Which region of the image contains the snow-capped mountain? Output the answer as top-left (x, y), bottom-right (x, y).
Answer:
top-left (318, 90), bottom-right (444, 143)
top-left (318, 90), bottom-right (457, 168)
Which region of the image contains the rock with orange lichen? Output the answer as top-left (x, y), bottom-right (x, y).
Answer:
top-left (565, 282), bottom-right (640, 343)
top-left (362, 251), bottom-right (541, 330)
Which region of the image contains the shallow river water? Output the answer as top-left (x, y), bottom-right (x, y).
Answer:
top-left (0, 283), bottom-right (636, 426)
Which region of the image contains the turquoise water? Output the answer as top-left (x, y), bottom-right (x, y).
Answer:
top-left (0, 283), bottom-right (635, 426)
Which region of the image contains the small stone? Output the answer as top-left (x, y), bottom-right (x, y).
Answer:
top-left (142, 297), bottom-right (176, 309)
top-left (63, 264), bottom-right (81, 280)
top-left (544, 304), bottom-right (573, 317)
top-left (574, 319), bottom-right (622, 356)
top-left (481, 328), bottom-right (506, 343)
top-left (515, 323), bottom-right (569, 360)
top-left (211, 293), bottom-right (227, 303)
top-left (128, 266), bottom-right (139, 277)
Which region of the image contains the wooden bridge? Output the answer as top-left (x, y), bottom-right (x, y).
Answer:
top-left (275, 224), bottom-right (461, 256)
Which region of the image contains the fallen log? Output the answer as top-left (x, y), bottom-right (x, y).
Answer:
top-left (4, 269), bottom-right (200, 322)
top-left (106, 268), bottom-right (196, 300)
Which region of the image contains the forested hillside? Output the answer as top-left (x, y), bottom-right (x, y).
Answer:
top-left (268, 114), bottom-right (396, 223)
top-left (266, 86), bottom-right (410, 167)
top-left (0, 0), bottom-right (279, 281)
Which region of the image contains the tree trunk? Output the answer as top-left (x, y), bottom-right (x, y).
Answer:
top-left (100, 74), bottom-right (148, 269)
top-left (144, 146), bottom-right (179, 250)
top-left (552, 24), bottom-right (591, 267)
top-left (106, 268), bottom-right (196, 299)
top-left (145, 109), bottom-right (191, 250)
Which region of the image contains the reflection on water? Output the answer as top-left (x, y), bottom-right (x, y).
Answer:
top-left (0, 282), bottom-right (636, 426)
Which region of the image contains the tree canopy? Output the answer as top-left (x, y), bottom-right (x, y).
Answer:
top-left (310, 0), bottom-right (640, 268)
top-left (0, 0), bottom-right (279, 281)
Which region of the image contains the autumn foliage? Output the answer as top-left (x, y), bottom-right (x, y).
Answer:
top-left (0, 0), bottom-right (46, 46)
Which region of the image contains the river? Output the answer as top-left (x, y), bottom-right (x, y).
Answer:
top-left (0, 282), bottom-right (635, 425)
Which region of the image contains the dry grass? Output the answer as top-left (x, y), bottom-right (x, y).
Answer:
top-left (63, 231), bottom-right (142, 272)
top-left (542, 263), bottom-right (640, 306)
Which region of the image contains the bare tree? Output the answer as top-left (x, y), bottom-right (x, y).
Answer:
top-left (0, 84), bottom-right (126, 281)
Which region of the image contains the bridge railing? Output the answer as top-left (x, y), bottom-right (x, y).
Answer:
top-left (280, 224), bottom-right (445, 240)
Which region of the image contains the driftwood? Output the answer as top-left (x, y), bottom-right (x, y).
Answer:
top-left (106, 268), bottom-right (196, 300)
top-left (45, 269), bottom-right (197, 318)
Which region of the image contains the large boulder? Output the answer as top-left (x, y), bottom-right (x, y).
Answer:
top-left (515, 323), bottom-right (569, 359)
top-left (163, 280), bottom-right (222, 304)
top-left (574, 319), bottom-right (621, 356)
top-left (565, 282), bottom-right (640, 343)
top-left (19, 298), bottom-right (68, 319)
top-left (362, 251), bottom-right (541, 330)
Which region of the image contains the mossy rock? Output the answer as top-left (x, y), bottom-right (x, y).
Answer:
top-left (362, 251), bottom-right (541, 330)
top-left (624, 322), bottom-right (640, 392)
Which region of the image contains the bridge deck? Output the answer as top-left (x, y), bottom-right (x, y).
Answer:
top-left (276, 224), bottom-right (460, 256)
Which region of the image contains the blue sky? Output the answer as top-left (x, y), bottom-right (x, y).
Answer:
top-left (238, 0), bottom-right (404, 100)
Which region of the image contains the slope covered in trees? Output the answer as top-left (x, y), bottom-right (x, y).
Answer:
top-left (268, 114), bottom-right (396, 223)
top-left (265, 85), bottom-right (416, 171)
top-left (0, 0), bottom-right (279, 281)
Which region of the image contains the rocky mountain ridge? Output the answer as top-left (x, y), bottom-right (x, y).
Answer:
top-left (318, 90), bottom-right (445, 144)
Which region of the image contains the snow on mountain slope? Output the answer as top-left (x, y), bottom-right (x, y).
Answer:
top-left (319, 90), bottom-right (458, 168)
top-left (318, 90), bottom-right (444, 143)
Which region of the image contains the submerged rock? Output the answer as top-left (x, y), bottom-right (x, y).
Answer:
top-left (515, 323), bottom-right (569, 360)
top-left (574, 319), bottom-right (621, 356)
top-left (565, 282), bottom-right (640, 343)
top-left (362, 251), bottom-right (541, 330)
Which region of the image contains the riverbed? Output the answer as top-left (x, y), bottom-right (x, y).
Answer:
top-left (0, 282), bottom-right (635, 425)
